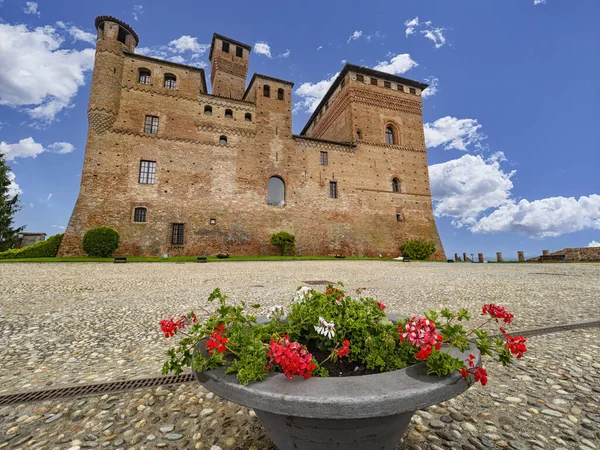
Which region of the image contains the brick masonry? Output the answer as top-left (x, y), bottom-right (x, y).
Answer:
top-left (58, 16), bottom-right (446, 259)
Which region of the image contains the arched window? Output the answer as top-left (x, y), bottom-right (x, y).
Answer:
top-left (263, 85), bottom-right (270, 97)
top-left (225, 109), bottom-right (233, 119)
top-left (356, 130), bottom-right (362, 140)
top-left (138, 69), bottom-right (151, 84)
top-left (385, 126), bottom-right (395, 145)
top-left (133, 207), bottom-right (147, 223)
top-left (245, 113), bottom-right (252, 121)
top-left (204, 105), bottom-right (212, 115)
top-left (392, 178), bottom-right (400, 193)
top-left (277, 88), bottom-right (284, 100)
top-left (164, 74), bottom-right (176, 89)
top-left (219, 135), bottom-right (227, 144)
top-left (267, 176), bottom-right (285, 206)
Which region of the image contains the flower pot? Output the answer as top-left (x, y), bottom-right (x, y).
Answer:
top-left (192, 317), bottom-right (480, 450)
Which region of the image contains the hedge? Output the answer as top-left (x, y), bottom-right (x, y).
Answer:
top-left (0, 233), bottom-right (64, 259)
top-left (400, 238), bottom-right (437, 260)
top-left (82, 227), bottom-right (120, 257)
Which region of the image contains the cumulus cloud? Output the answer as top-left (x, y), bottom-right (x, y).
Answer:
top-left (132, 5), bottom-right (143, 21)
top-left (137, 35), bottom-right (209, 67)
top-left (424, 116), bottom-right (487, 151)
top-left (253, 42), bottom-right (272, 58)
top-left (373, 54), bottom-right (418, 75)
top-left (404, 17), bottom-right (447, 48)
top-left (169, 35), bottom-right (209, 55)
top-left (0, 137), bottom-right (75, 161)
top-left (24, 2), bottom-right (40, 16)
top-left (430, 152), bottom-right (515, 228)
top-left (422, 76), bottom-right (439, 98)
top-left (472, 195), bottom-right (600, 238)
top-left (404, 17), bottom-right (420, 36)
top-left (293, 72), bottom-right (339, 113)
top-left (588, 240), bottom-right (600, 247)
top-left (6, 171), bottom-right (21, 199)
top-left (0, 23), bottom-right (95, 123)
top-left (56, 21), bottom-right (96, 44)
top-left (347, 30), bottom-right (362, 43)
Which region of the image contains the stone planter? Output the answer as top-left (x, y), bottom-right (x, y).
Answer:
top-left (193, 316), bottom-right (480, 450)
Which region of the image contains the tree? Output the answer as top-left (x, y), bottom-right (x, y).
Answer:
top-left (270, 231), bottom-right (296, 256)
top-left (401, 239), bottom-right (436, 260)
top-left (0, 153), bottom-right (24, 251)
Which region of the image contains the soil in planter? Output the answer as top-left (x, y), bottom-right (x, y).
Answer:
top-left (308, 343), bottom-right (379, 377)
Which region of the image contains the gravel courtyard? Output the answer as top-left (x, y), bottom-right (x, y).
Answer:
top-left (1, 261), bottom-right (599, 450)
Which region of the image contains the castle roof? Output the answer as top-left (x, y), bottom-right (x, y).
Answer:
top-left (299, 63), bottom-right (429, 136)
top-left (95, 15), bottom-right (139, 46)
top-left (209, 33), bottom-right (252, 60)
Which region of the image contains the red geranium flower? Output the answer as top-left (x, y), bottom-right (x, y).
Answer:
top-left (337, 340), bottom-right (351, 358)
top-left (376, 301), bottom-right (386, 310)
top-left (481, 304), bottom-right (514, 324)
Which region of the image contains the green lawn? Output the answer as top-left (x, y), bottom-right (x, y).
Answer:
top-left (0, 255), bottom-right (395, 263)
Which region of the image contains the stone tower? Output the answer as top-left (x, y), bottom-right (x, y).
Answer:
top-left (209, 33), bottom-right (251, 99)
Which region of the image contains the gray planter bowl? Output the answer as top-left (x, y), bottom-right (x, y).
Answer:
top-left (192, 315), bottom-right (480, 450)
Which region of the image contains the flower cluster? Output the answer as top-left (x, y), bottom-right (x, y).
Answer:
top-left (336, 339), bottom-right (350, 358)
top-left (376, 301), bottom-right (386, 310)
top-left (293, 286), bottom-right (313, 303)
top-left (459, 354), bottom-right (488, 386)
top-left (206, 324), bottom-right (228, 355)
top-left (481, 304), bottom-right (514, 324)
top-left (500, 328), bottom-right (527, 358)
top-left (267, 336), bottom-right (316, 379)
top-left (160, 316), bottom-right (185, 338)
top-left (314, 317), bottom-right (336, 339)
top-left (399, 317), bottom-right (443, 360)
top-left (267, 305), bottom-right (289, 321)
top-left (325, 286), bottom-right (345, 302)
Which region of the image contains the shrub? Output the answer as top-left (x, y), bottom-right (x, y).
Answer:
top-left (0, 233), bottom-right (64, 259)
top-left (401, 239), bottom-right (436, 260)
top-left (270, 231), bottom-right (296, 256)
top-left (82, 227), bottom-right (120, 257)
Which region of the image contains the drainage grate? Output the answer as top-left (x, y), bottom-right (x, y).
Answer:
top-left (303, 280), bottom-right (335, 286)
top-left (489, 319), bottom-right (600, 339)
top-left (0, 373), bottom-right (194, 407)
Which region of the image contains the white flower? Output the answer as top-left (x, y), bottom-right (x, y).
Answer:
top-left (293, 286), bottom-right (313, 303)
top-left (314, 316), bottom-right (335, 339)
top-left (267, 305), bottom-right (288, 321)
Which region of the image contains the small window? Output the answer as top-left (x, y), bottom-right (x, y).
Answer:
top-left (204, 105), bottom-right (212, 115)
top-left (385, 126), bottom-right (395, 145)
top-left (371, 78), bottom-right (377, 85)
top-left (219, 135), bottom-right (227, 144)
top-left (210, 218), bottom-right (216, 225)
top-left (134, 207), bottom-right (147, 223)
top-left (397, 85), bottom-right (404, 92)
top-left (222, 41), bottom-right (230, 53)
top-left (139, 160), bottom-right (156, 184)
top-left (244, 113), bottom-right (252, 121)
top-left (138, 69), bottom-right (151, 84)
top-left (117, 27), bottom-right (128, 45)
top-left (225, 109), bottom-right (233, 118)
top-left (409, 87), bottom-right (417, 95)
top-left (144, 115), bottom-right (159, 134)
top-left (384, 81), bottom-right (391, 88)
top-left (340, 79), bottom-right (346, 88)
top-left (320, 151), bottom-right (328, 166)
top-left (164, 75), bottom-right (176, 89)
top-left (277, 88), bottom-right (284, 100)
top-left (329, 181), bottom-right (338, 199)
top-left (356, 130), bottom-right (362, 140)
top-left (396, 214), bottom-right (403, 222)
top-left (263, 85), bottom-right (270, 97)
top-left (392, 178), bottom-right (400, 193)
top-left (172, 223), bottom-right (184, 245)
top-left (267, 176), bottom-right (285, 206)
top-left (356, 74), bottom-right (364, 82)
top-left (236, 46), bottom-right (243, 57)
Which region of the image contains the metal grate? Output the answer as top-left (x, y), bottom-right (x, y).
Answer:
top-left (489, 319), bottom-right (600, 339)
top-left (0, 373), bottom-right (194, 407)
top-left (303, 280), bottom-right (335, 285)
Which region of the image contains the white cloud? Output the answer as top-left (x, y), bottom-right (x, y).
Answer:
top-left (404, 17), bottom-right (419, 36)
top-left (138, 35), bottom-right (209, 67)
top-left (6, 171), bottom-right (21, 199)
top-left (132, 5), bottom-right (143, 21)
top-left (347, 30), bottom-right (362, 43)
top-left (56, 21), bottom-right (96, 44)
top-left (588, 240), bottom-right (600, 247)
top-left (293, 72), bottom-right (339, 113)
top-left (317, 46), bottom-right (322, 51)
top-left (24, 2), bottom-right (40, 16)
top-left (0, 137), bottom-right (75, 161)
top-left (254, 42), bottom-right (272, 58)
top-left (169, 35), bottom-right (209, 55)
top-left (405, 17), bottom-right (447, 48)
top-left (430, 152), bottom-right (515, 227)
top-left (424, 116), bottom-right (486, 151)
top-left (373, 53), bottom-right (418, 75)
top-left (472, 195), bottom-right (600, 238)
top-left (279, 49), bottom-right (291, 58)
top-left (534, 0), bottom-right (546, 4)
top-left (47, 193), bottom-right (53, 201)
top-left (0, 23), bottom-right (94, 123)
top-left (422, 76), bottom-right (439, 98)
top-left (52, 224), bottom-right (66, 230)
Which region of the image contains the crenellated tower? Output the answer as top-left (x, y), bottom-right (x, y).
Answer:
top-left (209, 33), bottom-right (251, 99)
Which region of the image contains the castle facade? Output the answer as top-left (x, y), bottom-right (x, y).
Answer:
top-left (58, 16), bottom-right (446, 259)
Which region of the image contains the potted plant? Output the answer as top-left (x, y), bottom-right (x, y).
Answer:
top-left (160, 284), bottom-right (527, 450)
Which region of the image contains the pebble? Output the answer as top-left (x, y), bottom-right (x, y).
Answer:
top-left (165, 433), bottom-right (183, 440)
top-left (159, 424), bottom-right (174, 433)
top-left (541, 409), bottom-right (563, 417)
top-left (430, 420), bottom-right (446, 429)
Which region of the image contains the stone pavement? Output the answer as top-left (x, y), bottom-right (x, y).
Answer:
top-left (0, 262), bottom-right (599, 449)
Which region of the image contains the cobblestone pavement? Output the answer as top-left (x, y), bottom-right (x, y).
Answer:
top-left (1, 262), bottom-right (599, 449)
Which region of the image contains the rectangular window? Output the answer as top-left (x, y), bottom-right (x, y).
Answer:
top-left (144, 115), bottom-right (159, 134)
top-left (396, 214), bottom-right (403, 222)
top-left (409, 87), bottom-right (417, 95)
top-left (356, 74), bottom-right (364, 82)
top-left (222, 41), bottom-right (230, 53)
top-left (320, 151), bottom-right (328, 166)
top-left (236, 46), bottom-right (243, 57)
top-left (371, 77), bottom-right (378, 85)
top-left (398, 85), bottom-right (404, 92)
top-left (384, 81), bottom-right (391, 88)
top-left (139, 160), bottom-right (156, 184)
top-left (171, 223), bottom-right (184, 245)
top-left (329, 181), bottom-right (337, 199)
top-left (134, 207), bottom-right (147, 223)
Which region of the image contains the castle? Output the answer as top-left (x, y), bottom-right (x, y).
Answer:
top-left (58, 16), bottom-right (446, 259)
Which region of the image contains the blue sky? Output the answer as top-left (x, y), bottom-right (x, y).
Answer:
top-left (1, 0), bottom-right (599, 259)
